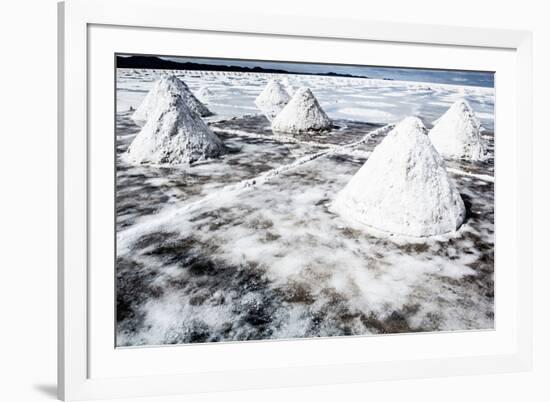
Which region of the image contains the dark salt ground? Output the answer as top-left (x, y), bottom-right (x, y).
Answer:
top-left (116, 111), bottom-right (494, 346)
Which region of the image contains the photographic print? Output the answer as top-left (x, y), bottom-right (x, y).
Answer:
top-left (115, 54), bottom-right (495, 347)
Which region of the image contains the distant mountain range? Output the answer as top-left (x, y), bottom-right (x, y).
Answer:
top-left (116, 55), bottom-right (371, 79)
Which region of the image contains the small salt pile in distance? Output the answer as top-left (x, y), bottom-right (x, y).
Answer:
top-left (125, 92), bottom-right (225, 165)
top-left (281, 76), bottom-right (296, 96)
top-left (332, 116), bottom-right (465, 237)
top-left (271, 87), bottom-right (332, 134)
top-left (254, 79), bottom-right (291, 121)
top-left (132, 75), bottom-right (213, 125)
top-left (428, 99), bottom-right (485, 161)
top-left (196, 86), bottom-right (214, 104)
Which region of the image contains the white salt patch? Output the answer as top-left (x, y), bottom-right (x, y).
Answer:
top-left (475, 111), bottom-right (494, 120)
top-left (357, 101), bottom-right (395, 108)
top-left (338, 108), bottom-right (393, 121)
top-left (332, 116), bottom-right (466, 237)
top-left (446, 168), bottom-right (494, 183)
top-left (429, 101), bottom-right (452, 107)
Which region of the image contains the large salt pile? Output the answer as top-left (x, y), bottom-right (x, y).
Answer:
top-left (428, 99), bottom-right (485, 161)
top-left (332, 116), bottom-right (465, 237)
top-left (126, 93), bottom-right (225, 165)
top-left (271, 87), bottom-right (332, 133)
top-left (254, 79), bottom-right (291, 121)
top-left (132, 75), bottom-right (212, 124)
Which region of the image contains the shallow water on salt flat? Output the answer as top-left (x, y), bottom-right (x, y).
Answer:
top-left (115, 78), bottom-right (494, 346)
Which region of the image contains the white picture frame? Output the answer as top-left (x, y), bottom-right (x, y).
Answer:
top-left (58, 0), bottom-right (533, 400)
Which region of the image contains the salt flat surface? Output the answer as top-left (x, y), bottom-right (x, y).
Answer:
top-left (116, 69), bottom-right (494, 346)
top-left (116, 69), bottom-right (495, 130)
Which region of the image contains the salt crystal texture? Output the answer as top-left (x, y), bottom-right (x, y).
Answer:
top-left (254, 80), bottom-right (291, 121)
top-left (132, 75), bottom-right (212, 125)
top-left (126, 93), bottom-right (225, 165)
top-left (332, 116), bottom-right (466, 237)
top-left (271, 87), bottom-right (332, 133)
top-left (428, 99), bottom-right (485, 160)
